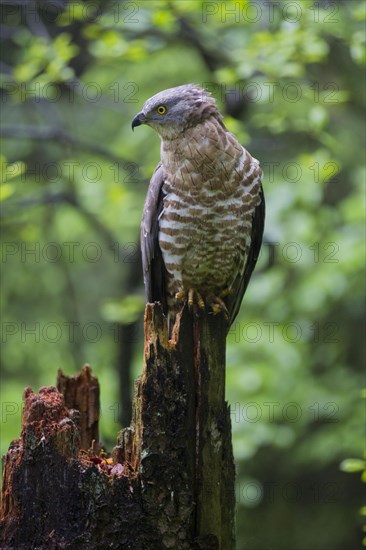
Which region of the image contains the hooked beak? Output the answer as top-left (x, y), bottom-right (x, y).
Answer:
top-left (131, 112), bottom-right (146, 131)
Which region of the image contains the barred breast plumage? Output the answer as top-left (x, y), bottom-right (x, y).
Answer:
top-left (159, 118), bottom-right (262, 315)
top-left (132, 84), bottom-right (265, 331)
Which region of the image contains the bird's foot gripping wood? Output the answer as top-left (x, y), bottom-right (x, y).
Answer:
top-left (175, 288), bottom-right (231, 319)
top-left (206, 293), bottom-right (229, 320)
top-left (175, 288), bottom-right (205, 316)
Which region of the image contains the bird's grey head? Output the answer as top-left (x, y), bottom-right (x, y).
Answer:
top-left (131, 84), bottom-right (222, 139)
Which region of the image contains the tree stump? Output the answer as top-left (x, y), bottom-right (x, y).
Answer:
top-left (0, 304), bottom-right (235, 549)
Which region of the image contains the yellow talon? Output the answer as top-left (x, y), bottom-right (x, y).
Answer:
top-left (206, 294), bottom-right (230, 320)
top-left (175, 288), bottom-right (205, 312)
top-left (188, 288), bottom-right (195, 308)
top-left (197, 294), bottom-right (205, 310)
top-left (220, 287), bottom-right (232, 298)
top-left (175, 290), bottom-right (186, 302)
top-left (175, 288), bottom-right (229, 319)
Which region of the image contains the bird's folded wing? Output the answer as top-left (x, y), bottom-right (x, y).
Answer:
top-left (227, 186), bottom-right (265, 328)
top-left (140, 162), bottom-right (167, 308)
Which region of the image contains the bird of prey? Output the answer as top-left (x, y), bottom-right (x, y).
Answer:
top-left (132, 84), bottom-right (265, 332)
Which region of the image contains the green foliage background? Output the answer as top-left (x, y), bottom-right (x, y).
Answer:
top-left (0, 1), bottom-right (364, 548)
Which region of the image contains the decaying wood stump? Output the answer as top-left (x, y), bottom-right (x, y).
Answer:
top-left (0, 304), bottom-right (235, 549)
top-left (56, 365), bottom-right (100, 451)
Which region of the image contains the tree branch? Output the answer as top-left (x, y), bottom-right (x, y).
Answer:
top-left (0, 124), bottom-right (133, 169)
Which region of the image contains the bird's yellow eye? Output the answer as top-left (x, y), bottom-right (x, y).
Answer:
top-left (157, 105), bottom-right (167, 115)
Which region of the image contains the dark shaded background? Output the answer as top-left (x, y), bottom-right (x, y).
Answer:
top-left (1, 1), bottom-right (364, 549)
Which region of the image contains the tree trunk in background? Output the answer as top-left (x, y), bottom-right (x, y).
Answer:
top-left (0, 304), bottom-right (235, 549)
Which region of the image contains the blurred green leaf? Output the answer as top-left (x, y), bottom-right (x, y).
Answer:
top-left (0, 2), bottom-right (364, 548)
top-left (340, 459), bottom-right (366, 473)
top-left (101, 295), bottom-right (145, 324)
